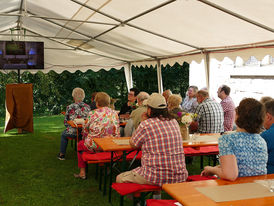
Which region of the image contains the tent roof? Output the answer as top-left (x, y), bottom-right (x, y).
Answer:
top-left (0, 0), bottom-right (273, 73)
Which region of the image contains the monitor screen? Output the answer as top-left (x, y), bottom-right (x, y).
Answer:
top-left (0, 41), bottom-right (44, 70)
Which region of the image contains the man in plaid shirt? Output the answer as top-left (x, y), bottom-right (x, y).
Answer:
top-left (116, 93), bottom-right (188, 186)
top-left (194, 90), bottom-right (224, 133)
top-left (217, 85), bottom-right (235, 131)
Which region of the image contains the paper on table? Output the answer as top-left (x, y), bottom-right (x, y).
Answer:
top-left (112, 139), bottom-right (130, 145)
top-left (183, 134), bottom-right (221, 143)
top-left (195, 182), bottom-right (274, 202)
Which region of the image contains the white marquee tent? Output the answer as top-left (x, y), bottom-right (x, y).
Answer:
top-left (0, 0), bottom-right (274, 92)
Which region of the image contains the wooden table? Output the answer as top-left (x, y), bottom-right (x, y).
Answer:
top-left (93, 137), bottom-right (132, 152)
top-left (163, 174), bottom-right (274, 206)
top-left (183, 133), bottom-right (220, 148)
top-left (93, 137), bottom-right (134, 202)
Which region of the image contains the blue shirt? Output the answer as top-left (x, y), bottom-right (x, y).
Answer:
top-left (261, 124), bottom-right (274, 174)
top-left (219, 132), bottom-right (267, 177)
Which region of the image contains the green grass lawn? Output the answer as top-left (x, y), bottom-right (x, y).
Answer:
top-left (0, 115), bottom-right (204, 206)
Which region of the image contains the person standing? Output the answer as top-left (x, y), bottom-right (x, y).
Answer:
top-left (217, 85), bottom-right (235, 131)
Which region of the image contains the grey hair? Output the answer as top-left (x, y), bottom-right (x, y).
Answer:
top-left (137, 92), bottom-right (150, 102)
top-left (72, 88), bottom-right (85, 102)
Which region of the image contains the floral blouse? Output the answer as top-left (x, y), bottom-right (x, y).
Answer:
top-left (83, 107), bottom-right (120, 151)
top-left (64, 102), bottom-right (90, 135)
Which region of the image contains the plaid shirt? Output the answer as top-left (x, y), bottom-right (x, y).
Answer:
top-left (220, 96), bottom-right (235, 131)
top-left (132, 118), bottom-right (188, 186)
top-left (195, 98), bottom-right (224, 133)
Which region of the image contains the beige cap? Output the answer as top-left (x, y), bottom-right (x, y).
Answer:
top-left (147, 93), bottom-right (167, 109)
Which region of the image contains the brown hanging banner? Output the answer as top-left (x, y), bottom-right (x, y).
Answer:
top-left (4, 83), bottom-right (33, 133)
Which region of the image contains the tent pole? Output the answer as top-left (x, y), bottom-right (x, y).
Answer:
top-left (204, 52), bottom-right (210, 92)
top-left (124, 63), bottom-right (133, 91)
top-left (157, 60), bottom-right (163, 94)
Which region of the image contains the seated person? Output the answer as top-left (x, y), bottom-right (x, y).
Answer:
top-left (192, 90), bottom-right (224, 133)
top-left (124, 92), bottom-right (150, 136)
top-left (168, 94), bottom-right (185, 119)
top-left (260, 96), bottom-right (273, 104)
top-left (181, 86), bottom-right (198, 113)
top-left (201, 98), bottom-right (268, 181)
top-left (119, 87), bottom-right (140, 119)
top-left (162, 89), bottom-right (172, 103)
top-left (116, 93), bottom-right (188, 186)
top-left (74, 92), bottom-right (120, 179)
top-left (57, 88), bottom-right (90, 160)
top-left (261, 100), bottom-right (274, 174)
top-left (89, 92), bottom-right (97, 110)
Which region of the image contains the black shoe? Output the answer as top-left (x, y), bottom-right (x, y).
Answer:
top-left (57, 153), bottom-right (65, 160)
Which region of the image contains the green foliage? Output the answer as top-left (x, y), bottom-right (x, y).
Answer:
top-left (132, 62), bottom-right (189, 97)
top-left (132, 65), bottom-right (158, 94)
top-left (162, 62), bottom-right (189, 98)
top-left (0, 63), bottom-right (189, 116)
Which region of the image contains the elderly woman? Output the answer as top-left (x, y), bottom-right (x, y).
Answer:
top-left (168, 94), bottom-right (185, 119)
top-left (57, 88), bottom-right (90, 160)
top-left (181, 86), bottom-right (198, 113)
top-left (201, 98), bottom-right (268, 181)
top-left (74, 92), bottom-right (120, 179)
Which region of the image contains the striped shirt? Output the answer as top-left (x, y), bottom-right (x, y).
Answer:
top-left (132, 118), bottom-right (188, 186)
top-left (195, 98), bottom-right (224, 133)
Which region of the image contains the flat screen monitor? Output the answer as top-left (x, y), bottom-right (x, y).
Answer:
top-left (0, 41), bottom-right (44, 70)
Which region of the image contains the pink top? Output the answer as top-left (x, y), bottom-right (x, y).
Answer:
top-left (132, 118), bottom-right (188, 186)
top-left (220, 96), bottom-right (235, 131)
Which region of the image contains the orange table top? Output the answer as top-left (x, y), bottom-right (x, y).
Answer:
top-left (163, 174), bottom-right (274, 206)
top-left (93, 134), bottom-right (220, 152)
top-left (93, 137), bottom-right (132, 152)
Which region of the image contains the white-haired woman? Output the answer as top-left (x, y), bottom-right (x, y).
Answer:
top-left (57, 88), bottom-right (90, 160)
top-left (181, 86), bottom-right (198, 113)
